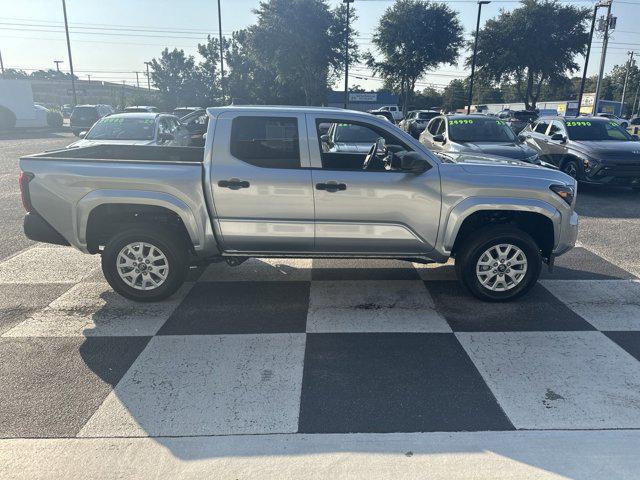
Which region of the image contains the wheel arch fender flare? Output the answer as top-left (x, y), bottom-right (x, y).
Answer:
top-left (441, 197), bottom-right (561, 254)
top-left (76, 189), bottom-right (203, 250)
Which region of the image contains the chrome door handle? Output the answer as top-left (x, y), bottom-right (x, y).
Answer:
top-left (218, 178), bottom-right (250, 190)
top-left (316, 182), bottom-right (347, 192)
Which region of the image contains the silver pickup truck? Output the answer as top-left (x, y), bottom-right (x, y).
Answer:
top-left (19, 106), bottom-right (578, 302)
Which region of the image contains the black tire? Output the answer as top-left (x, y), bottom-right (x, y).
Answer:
top-left (561, 159), bottom-right (580, 180)
top-left (101, 227), bottom-right (190, 302)
top-left (455, 225), bottom-right (542, 302)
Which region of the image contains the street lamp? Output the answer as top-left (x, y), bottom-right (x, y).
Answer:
top-left (217, 0), bottom-right (226, 104)
top-left (343, 0), bottom-right (355, 109)
top-left (54, 60), bottom-right (64, 72)
top-left (467, 0), bottom-right (490, 114)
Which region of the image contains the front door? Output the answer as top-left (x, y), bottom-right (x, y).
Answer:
top-left (307, 114), bottom-right (441, 255)
top-left (209, 112), bottom-right (314, 252)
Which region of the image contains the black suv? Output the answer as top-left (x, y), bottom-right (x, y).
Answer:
top-left (521, 116), bottom-right (640, 190)
top-left (70, 104), bottom-right (114, 136)
top-left (496, 109), bottom-right (538, 134)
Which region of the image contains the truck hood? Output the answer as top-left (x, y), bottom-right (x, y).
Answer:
top-left (66, 139), bottom-right (155, 149)
top-left (454, 141), bottom-right (536, 160)
top-left (569, 140), bottom-right (640, 163)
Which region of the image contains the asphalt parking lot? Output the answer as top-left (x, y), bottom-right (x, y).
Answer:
top-left (1, 132), bottom-right (640, 479)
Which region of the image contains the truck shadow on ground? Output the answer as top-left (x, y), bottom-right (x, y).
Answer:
top-left (575, 184), bottom-right (640, 219)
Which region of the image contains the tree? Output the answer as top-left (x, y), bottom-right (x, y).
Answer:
top-left (600, 61), bottom-right (640, 115)
top-left (365, 0), bottom-right (463, 115)
top-left (441, 79), bottom-right (467, 112)
top-left (148, 48), bottom-right (199, 109)
top-left (472, 0), bottom-right (589, 110)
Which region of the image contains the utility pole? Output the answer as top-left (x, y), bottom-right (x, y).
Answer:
top-left (593, 0), bottom-right (614, 115)
top-left (620, 51), bottom-right (634, 117)
top-left (0, 50), bottom-right (4, 77)
top-left (577, 2), bottom-right (602, 117)
top-left (54, 60), bottom-right (64, 72)
top-left (61, 0), bottom-right (77, 105)
top-left (87, 74), bottom-right (91, 84)
top-left (467, 0), bottom-right (491, 114)
top-left (144, 61), bottom-right (151, 91)
top-left (135, 71), bottom-right (140, 89)
top-left (632, 76), bottom-right (640, 116)
top-left (217, 0), bottom-right (225, 103)
top-left (343, 0), bottom-right (354, 109)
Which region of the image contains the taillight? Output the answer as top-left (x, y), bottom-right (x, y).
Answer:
top-left (19, 172), bottom-right (34, 212)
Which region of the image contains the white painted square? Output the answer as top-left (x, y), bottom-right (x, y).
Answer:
top-left (3, 282), bottom-right (191, 337)
top-left (0, 246), bottom-right (100, 284)
top-left (307, 280), bottom-right (451, 333)
top-left (542, 280), bottom-right (640, 331)
top-left (79, 334), bottom-right (306, 437)
top-left (457, 331), bottom-right (640, 429)
top-left (412, 260), bottom-right (456, 281)
top-left (199, 258), bottom-right (312, 282)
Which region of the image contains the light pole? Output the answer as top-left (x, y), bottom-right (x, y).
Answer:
top-left (343, 0), bottom-right (354, 109)
top-left (135, 71), bottom-right (140, 89)
top-left (577, 2), bottom-right (603, 117)
top-left (620, 51), bottom-right (634, 117)
top-left (217, 0), bottom-right (226, 103)
top-left (54, 60), bottom-right (64, 72)
top-left (0, 50), bottom-right (5, 77)
top-left (467, 0), bottom-right (490, 114)
top-left (593, 0), bottom-right (613, 115)
top-left (144, 61), bottom-right (151, 91)
top-left (61, 0), bottom-right (77, 105)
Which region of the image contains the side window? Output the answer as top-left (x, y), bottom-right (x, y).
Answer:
top-left (230, 116), bottom-right (300, 169)
top-left (436, 119), bottom-right (446, 135)
top-left (548, 121), bottom-right (566, 137)
top-left (427, 118), bottom-right (442, 135)
top-left (534, 121), bottom-right (550, 134)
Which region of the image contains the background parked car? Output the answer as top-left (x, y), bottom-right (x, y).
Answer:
top-left (70, 104), bottom-right (114, 136)
top-left (419, 115), bottom-right (540, 164)
top-left (373, 105), bottom-right (403, 122)
top-left (399, 110), bottom-right (439, 138)
top-left (67, 112), bottom-right (190, 148)
top-left (496, 109), bottom-right (538, 133)
top-left (627, 116), bottom-right (640, 135)
top-left (597, 113), bottom-right (629, 129)
top-left (172, 106), bottom-right (203, 118)
top-left (521, 116), bottom-right (640, 190)
top-left (179, 108), bottom-right (208, 146)
top-left (368, 110), bottom-right (394, 123)
top-left (123, 105), bottom-right (158, 113)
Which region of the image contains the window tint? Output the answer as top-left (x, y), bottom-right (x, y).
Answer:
top-left (230, 116), bottom-right (300, 169)
top-left (534, 121), bottom-right (550, 134)
top-left (428, 118), bottom-right (442, 135)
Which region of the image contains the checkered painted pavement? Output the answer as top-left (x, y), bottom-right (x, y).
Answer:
top-left (1, 244), bottom-right (640, 439)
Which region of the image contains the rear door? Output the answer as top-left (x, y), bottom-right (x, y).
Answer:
top-left (209, 111), bottom-right (314, 252)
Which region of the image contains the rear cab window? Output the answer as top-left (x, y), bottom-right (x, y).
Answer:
top-left (230, 116), bottom-right (300, 169)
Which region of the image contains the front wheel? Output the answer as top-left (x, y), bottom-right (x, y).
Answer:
top-left (101, 227), bottom-right (189, 302)
top-left (561, 160), bottom-right (580, 180)
top-left (455, 226), bottom-right (542, 302)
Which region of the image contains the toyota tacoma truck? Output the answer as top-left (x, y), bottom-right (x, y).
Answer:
top-left (19, 106), bottom-right (578, 302)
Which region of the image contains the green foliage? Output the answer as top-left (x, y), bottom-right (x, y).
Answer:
top-left (472, 0), bottom-right (589, 110)
top-left (365, 0), bottom-right (463, 115)
top-left (441, 79), bottom-right (467, 112)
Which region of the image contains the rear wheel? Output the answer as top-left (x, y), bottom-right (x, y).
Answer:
top-left (455, 226), bottom-right (542, 302)
top-left (101, 227), bottom-right (189, 302)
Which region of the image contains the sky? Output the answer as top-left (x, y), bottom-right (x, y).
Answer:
top-left (1, 0), bottom-right (639, 93)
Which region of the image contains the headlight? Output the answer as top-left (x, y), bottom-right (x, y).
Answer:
top-left (550, 184), bottom-right (575, 205)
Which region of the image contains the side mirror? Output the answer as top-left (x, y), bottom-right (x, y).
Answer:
top-left (432, 133), bottom-right (445, 143)
top-left (400, 152), bottom-right (430, 174)
top-left (79, 131), bottom-right (87, 139)
top-left (517, 133), bottom-right (527, 142)
top-left (550, 133), bottom-right (566, 142)
top-left (320, 134), bottom-right (333, 146)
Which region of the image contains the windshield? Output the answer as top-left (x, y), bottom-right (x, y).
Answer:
top-left (86, 117), bottom-right (156, 140)
top-left (418, 112), bottom-right (438, 120)
top-left (565, 120), bottom-right (633, 141)
top-left (448, 118), bottom-right (517, 143)
top-left (332, 123), bottom-right (380, 143)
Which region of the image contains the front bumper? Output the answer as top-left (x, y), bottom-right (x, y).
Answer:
top-left (583, 163), bottom-right (640, 186)
top-left (24, 212), bottom-right (70, 246)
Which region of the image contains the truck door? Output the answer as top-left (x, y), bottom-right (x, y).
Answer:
top-left (545, 120), bottom-right (569, 167)
top-left (209, 111), bottom-right (314, 252)
top-left (307, 114), bottom-right (441, 254)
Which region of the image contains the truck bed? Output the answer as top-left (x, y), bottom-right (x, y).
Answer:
top-left (26, 144), bottom-right (204, 164)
